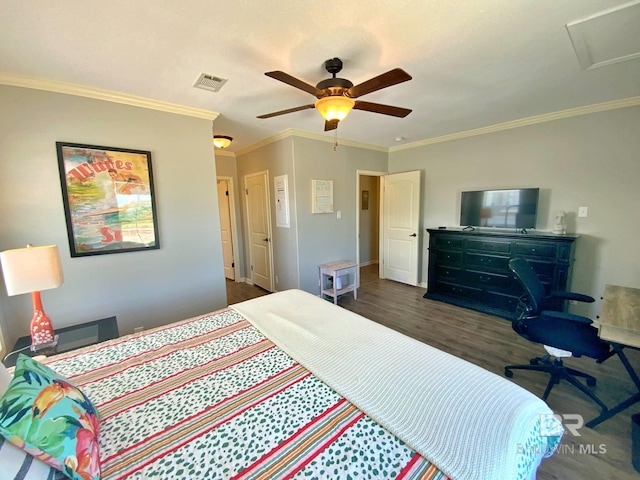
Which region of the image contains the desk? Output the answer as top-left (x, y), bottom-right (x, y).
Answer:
top-left (3, 316), bottom-right (119, 368)
top-left (319, 261), bottom-right (357, 305)
top-left (587, 285), bottom-right (640, 428)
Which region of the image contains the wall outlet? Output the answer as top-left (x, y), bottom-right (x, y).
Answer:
top-left (133, 326), bottom-right (144, 333)
top-left (275, 275), bottom-right (279, 284)
top-left (578, 206), bottom-right (588, 218)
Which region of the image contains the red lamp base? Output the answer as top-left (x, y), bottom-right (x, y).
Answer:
top-left (30, 291), bottom-right (58, 351)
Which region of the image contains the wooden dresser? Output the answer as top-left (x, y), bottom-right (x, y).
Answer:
top-left (424, 228), bottom-right (579, 320)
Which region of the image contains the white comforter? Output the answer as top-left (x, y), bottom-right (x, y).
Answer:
top-left (233, 289), bottom-right (562, 480)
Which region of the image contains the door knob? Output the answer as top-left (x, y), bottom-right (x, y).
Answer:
top-left (263, 237), bottom-right (269, 242)
top-left (410, 233), bottom-right (417, 237)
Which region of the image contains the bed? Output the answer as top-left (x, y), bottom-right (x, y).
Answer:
top-left (0, 289), bottom-right (562, 480)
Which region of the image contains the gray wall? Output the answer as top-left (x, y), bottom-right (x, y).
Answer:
top-left (389, 106), bottom-right (640, 318)
top-left (236, 137), bottom-right (299, 291)
top-left (292, 138), bottom-right (388, 293)
top-left (234, 136), bottom-right (387, 294)
top-left (0, 86), bottom-right (227, 346)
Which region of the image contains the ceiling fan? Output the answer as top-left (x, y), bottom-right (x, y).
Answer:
top-left (257, 58), bottom-right (412, 131)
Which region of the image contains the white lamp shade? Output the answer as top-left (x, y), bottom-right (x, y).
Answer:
top-left (0, 245), bottom-right (64, 296)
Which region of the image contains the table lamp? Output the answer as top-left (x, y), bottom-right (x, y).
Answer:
top-left (0, 245), bottom-right (64, 351)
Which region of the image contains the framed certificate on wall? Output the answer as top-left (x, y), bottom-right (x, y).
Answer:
top-left (312, 179), bottom-right (334, 214)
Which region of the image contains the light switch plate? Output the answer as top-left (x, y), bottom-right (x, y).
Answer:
top-left (578, 206), bottom-right (588, 218)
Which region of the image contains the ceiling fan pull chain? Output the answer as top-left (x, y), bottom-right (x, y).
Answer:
top-left (334, 129), bottom-right (338, 151)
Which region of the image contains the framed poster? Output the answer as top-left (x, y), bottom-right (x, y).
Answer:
top-left (56, 142), bottom-right (160, 257)
top-left (312, 179), bottom-right (334, 214)
top-left (362, 190), bottom-right (369, 210)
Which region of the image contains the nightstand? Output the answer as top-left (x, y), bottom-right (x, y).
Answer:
top-left (3, 316), bottom-right (119, 368)
top-left (319, 261), bottom-right (358, 305)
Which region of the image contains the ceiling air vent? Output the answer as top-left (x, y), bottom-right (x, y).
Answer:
top-left (193, 73), bottom-right (228, 92)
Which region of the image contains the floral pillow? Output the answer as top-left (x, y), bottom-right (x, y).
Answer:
top-left (0, 354), bottom-right (100, 480)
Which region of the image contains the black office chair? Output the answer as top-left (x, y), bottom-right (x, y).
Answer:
top-left (504, 258), bottom-right (612, 411)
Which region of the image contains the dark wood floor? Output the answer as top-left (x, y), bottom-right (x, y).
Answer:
top-left (226, 266), bottom-right (640, 479)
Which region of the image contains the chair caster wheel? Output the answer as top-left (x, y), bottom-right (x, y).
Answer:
top-left (505, 369), bottom-right (513, 378)
top-left (587, 378), bottom-right (597, 387)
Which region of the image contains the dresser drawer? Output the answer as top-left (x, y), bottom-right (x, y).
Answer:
top-left (435, 236), bottom-right (463, 250)
top-left (467, 239), bottom-right (511, 254)
top-left (436, 250), bottom-right (463, 266)
top-left (435, 265), bottom-right (463, 282)
top-left (515, 242), bottom-right (556, 259)
top-left (527, 259), bottom-right (555, 279)
top-left (463, 270), bottom-right (512, 291)
top-left (466, 253), bottom-right (510, 272)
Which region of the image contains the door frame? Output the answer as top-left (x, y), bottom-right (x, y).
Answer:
top-left (217, 176), bottom-right (241, 282)
top-left (356, 170), bottom-right (387, 284)
top-left (243, 170), bottom-right (275, 291)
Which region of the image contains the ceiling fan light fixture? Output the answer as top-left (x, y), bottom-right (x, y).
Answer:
top-left (213, 135), bottom-right (233, 149)
top-left (314, 96), bottom-right (355, 121)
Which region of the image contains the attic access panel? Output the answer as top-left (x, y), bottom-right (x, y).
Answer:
top-left (566, 1), bottom-right (640, 69)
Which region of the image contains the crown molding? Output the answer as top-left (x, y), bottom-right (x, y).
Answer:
top-left (214, 149), bottom-right (236, 158)
top-left (235, 129), bottom-right (294, 156)
top-left (3, 72), bottom-right (636, 153)
top-left (390, 96), bottom-right (640, 152)
top-left (290, 129), bottom-right (388, 152)
top-left (0, 72), bottom-right (220, 120)
top-left (236, 128), bottom-right (388, 156)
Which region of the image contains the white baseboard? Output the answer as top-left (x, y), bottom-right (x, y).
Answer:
top-left (359, 260), bottom-right (379, 267)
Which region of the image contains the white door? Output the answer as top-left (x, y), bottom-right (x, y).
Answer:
top-left (217, 179), bottom-right (235, 280)
top-left (244, 171), bottom-right (273, 291)
top-left (383, 170), bottom-right (421, 286)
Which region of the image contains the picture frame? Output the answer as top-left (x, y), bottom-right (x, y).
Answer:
top-left (56, 142), bottom-right (160, 257)
top-left (362, 190), bottom-right (369, 210)
top-left (311, 179), bottom-right (334, 214)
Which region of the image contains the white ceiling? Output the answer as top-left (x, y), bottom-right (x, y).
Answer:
top-left (1, 0), bottom-right (639, 153)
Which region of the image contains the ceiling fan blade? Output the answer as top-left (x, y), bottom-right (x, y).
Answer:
top-left (257, 104), bottom-right (315, 119)
top-left (347, 68), bottom-right (412, 98)
top-left (265, 71), bottom-right (325, 97)
top-left (324, 119), bottom-right (339, 131)
top-left (353, 101), bottom-right (412, 118)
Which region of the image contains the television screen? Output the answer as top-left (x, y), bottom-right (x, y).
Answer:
top-left (460, 188), bottom-right (539, 229)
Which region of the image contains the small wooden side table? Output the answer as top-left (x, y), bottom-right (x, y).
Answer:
top-left (3, 316), bottom-right (119, 368)
top-left (319, 261), bottom-right (358, 305)
top-left (586, 285), bottom-right (640, 427)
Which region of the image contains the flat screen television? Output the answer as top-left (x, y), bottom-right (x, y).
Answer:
top-left (460, 188), bottom-right (539, 229)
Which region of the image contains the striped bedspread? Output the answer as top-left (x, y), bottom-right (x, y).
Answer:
top-left (46, 307), bottom-right (450, 479)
